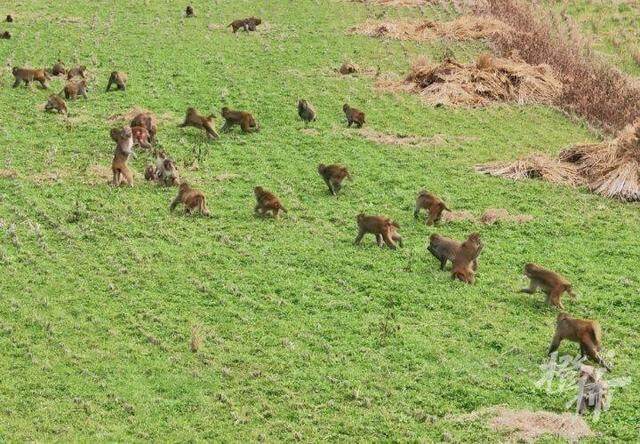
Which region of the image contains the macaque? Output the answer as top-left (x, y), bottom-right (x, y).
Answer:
top-left (354, 214), bottom-right (403, 249)
top-left (221, 107), bottom-right (258, 133)
top-left (110, 126), bottom-right (134, 187)
top-left (170, 183), bottom-right (210, 215)
top-left (146, 151), bottom-right (180, 186)
top-left (178, 107), bottom-right (219, 139)
top-left (548, 313), bottom-right (611, 371)
top-left (414, 190), bottom-right (450, 225)
top-left (228, 17), bottom-right (261, 32)
top-left (185, 5), bottom-right (194, 17)
top-left (521, 263), bottom-right (576, 309)
top-left (254, 186), bottom-right (287, 218)
top-left (317, 163), bottom-right (350, 195)
top-left (105, 71), bottom-right (127, 92)
top-left (451, 233), bottom-right (483, 283)
top-left (6, 15), bottom-right (13, 22)
top-left (130, 112), bottom-right (158, 143)
top-left (12, 67), bottom-right (50, 88)
top-left (343, 103), bottom-right (365, 128)
top-left (0, 31), bottom-right (10, 39)
top-left (297, 99), bottom-right (316, 123)
top-left (63, 79), bottom-right (88, 100)
top-left (50, 60), bottom-right (66, 76)
top-left (66, 65), bottom-right (86, 80)
top-left (44, 94), bottom-right (67, 115)
top-left (130, 125), bottom-right (152, 149)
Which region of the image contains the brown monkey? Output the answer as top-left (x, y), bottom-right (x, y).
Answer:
top-left (228, 17), bottom-right (261, 32)
top-left (414, 190), bottom-right (450, 225)
top-left (6, 15), bottom-right (13, 22)
top-left (451, 233), bottom-right (483, 283)
top-left (343, 104), bottom-right (365, 128)
top-left (221, 107), bottom-right (258, 133)
top-left (185, 5), bottom-right (194, 17)
top-left (0, 31), bottom-right (10, 39)
top-left (50, 60), bottom-right (66, 76)
top-left (148, 151), bottom-right (180, 186)
top-left (170, 183), bottom-right (210, 215)
top-left (130, 112), bottom-right (158, 143)
top-left (254, 186), bottom-right (287, 218)
top-left (110, 126), bottom-right (134, 187)
top-left (354, 214), bottom-right (403, 249)
top-left (66, 65), bottom-right (86, 80)
top-left (130, 126), bottom-right (152, 149)
top-left (521, 263), bottom-right (576, 309)
top-left (44, 95), bottom-right (67, 115)
top-left (298, 99), bottom-right (316, 123)
top-left (549, 313), bottom-right (611, 371)
top-left (144, 164), bottom-right (156, 181)
top-left (317, 163), bottom-right (350, 195)
top-left (63, 79), bottom-right (88, 100)
top-left (12, 67), bottom-right (51, 88)
top-left (178, 107), bottom-right (219, 139)
top-left (105, 71), bottom-right (127, 92)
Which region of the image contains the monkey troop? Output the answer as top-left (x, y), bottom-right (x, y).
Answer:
top-left (221, 107), bottom-right (258, 133)
top-left (170, 183), bottom-right (210, 216)
top-left (63, 79), bottom-right (88, 100)
top-left (354, 214), bottom-right (403, 249)
top-left (343, 104), bottom-right (365, 128)
top-left (521, 263), bottom-right (576, 309)
top-left (451, 233), bottom-right (483, 283)
top-left (317, 164), bottom-right (350, 195)
top-left (254, 187), bottom-right (287, 218)
top-left (414, 190), bottom-right (450, 225)
top-left (66, 65), bottom-right (86, 80)
top-left (228, 17), bottom-right (261, 33)
top-left (12, 67), bottom-right (50, 89)
top-left (44, 95), bottom-right (67, 115)
top-left (178, 107), bottom-right (219, 139)
top-left (110, 126), bottom-right (134, 187)
top-left (145, 152), bottom-right (180, 186)
top-left (131, 112), bottom-right (158, 144)
top-left (106, 71), bottom-right (127, 92)
top-left (297, 99), bottom-right (316, 123)
top-left (549, 313), bottom-right (611, 371)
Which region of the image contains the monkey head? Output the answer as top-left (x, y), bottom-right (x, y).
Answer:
top-left (343, 103), bottom-right (350, 113)
top-left (317, 163), bottom-right (326, 174)
top-left (254, 186), bottom-right (264, 197)
top-left (523, 263), bottom-right (538, 277)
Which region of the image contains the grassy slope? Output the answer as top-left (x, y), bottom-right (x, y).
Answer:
top-left (0, 0), bottom-right (638, 441)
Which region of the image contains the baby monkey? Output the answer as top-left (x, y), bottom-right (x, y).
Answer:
top-left (414, 190), bottom-right (450, 225)
top-left (131, 126), bottom-right (152, 149)
top-left (12, 67), bottom-right (51, 88)
top-left (131, 112), bottom-right (158, 144)
top-left (178, 107), bottom-right (219, 139)
top-left (298, 99), bottom-right (316, 123)
top-left (354, 214), bottom-right (403, 249)
top-left (317, 163), bottom-right (350, 195)
top-left (254, 186), bottom-right (287, 218)
top-left (106, 71), bottom-right (127, 92)
top-left (549, 313), bottom-right (611, 371)
top-left (451, 233), bottom-right (483, 284)
top-left (44, 95), bottom-right (67, 115)
top-left (221, 107), bottom-right (258, 133)
top-left (343, 104), bottom-right (365, 128)
top-left (521, 263), bottom-right (576, 309)
top-left (170, 183), bottom-right (210, 216)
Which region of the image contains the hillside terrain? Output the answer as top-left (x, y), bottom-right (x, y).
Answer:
top-left (0, 0), bottom-right (638, 441)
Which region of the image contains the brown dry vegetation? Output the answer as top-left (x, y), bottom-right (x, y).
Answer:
top-left (440, 208), bottom-right (533, 224)
top-left (379, 53), bottom-right (561, 107)
top-left (349, 16), bottom-right (511, 42)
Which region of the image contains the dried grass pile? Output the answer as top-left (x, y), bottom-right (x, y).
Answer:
top-left (351, 0), bottom-right (429, 6)
top-left (477, 119), bottom-right (640, 201)
top-left (349, 16), bottom-right (511, 42)
top-left (392, 53), bottom-right (561, 107)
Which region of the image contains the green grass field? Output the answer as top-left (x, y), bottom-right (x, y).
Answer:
top-left (0, 0), bottom-right (638, 441)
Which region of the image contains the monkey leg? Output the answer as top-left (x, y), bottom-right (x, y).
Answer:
top-left (426, 212), bottom-right (437, 226)
top-left (112, 170), bottom-right (120, 187)
top-left (355, 122), bottom-right (363, 128)
top-left (331, 180), bottom-right (342, 194)
top-left (393, 234), bottom-right (403, 248)
top-left (106, 80), bottom-right (113, 92)
top-left (205, 127), bottom-right (219, 139)
top-left (375, 234), bottom-right (383, 247)
top-left (221, 122), bottom-right (231, 132)
top-left (81, 90), bottom-right (87, 99)
top-left (472, 259), bottom-right (479, 271)
top-left (12, 78), bottom-right (20, 87)
top-left (381, 231), bottom-right (396, 250)
top-left (549, 288), bottom-right (564, 309)
top-left (547, 335), bottom-right (562, 355)
top-left (169, 198), bottom-right (181, 212)
top-left (520, 281), bottom-right (537, 294)
top-left (413, 206), bottom-right (421, 218)
top-left (347, 120), bottom-right (353, 128)
top-left (354, 230), bottom-right (365, 245)
top-left (123, 169), bottom-right (134, 187)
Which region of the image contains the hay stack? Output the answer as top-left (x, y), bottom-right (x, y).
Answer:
top-left (475, 154), bottom-right (583, 186)
top-left (402, 54), bottom-right (561, 107)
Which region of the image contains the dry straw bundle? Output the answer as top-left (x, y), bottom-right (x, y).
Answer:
top-left (386, 53), bottom-right (562, 107)
top-left (349, 16), bottom-right (511, 42)
top-left (477, 119), bottom-right (640, 201)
